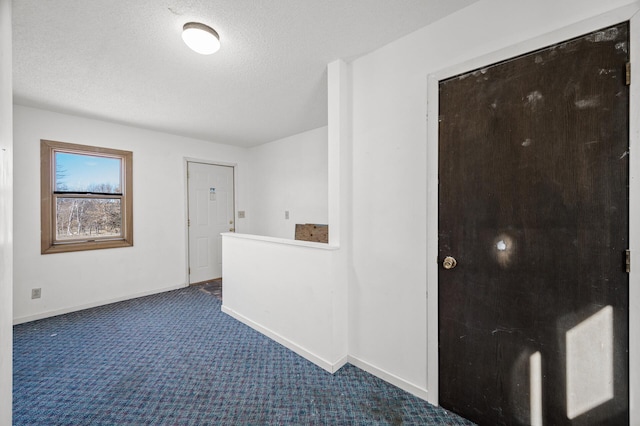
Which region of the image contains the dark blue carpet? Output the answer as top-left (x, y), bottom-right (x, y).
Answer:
top-left (13, 287), bottom-right (474, 425)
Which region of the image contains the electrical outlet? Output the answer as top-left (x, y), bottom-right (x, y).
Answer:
top-left (31, 288), bottom-right (41, 299)
top-left (285, 211), bottom-right (290, 220)
top-left (238, 210), bottom-right (245, 219)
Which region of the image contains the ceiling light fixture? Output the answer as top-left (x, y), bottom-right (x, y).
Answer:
top-left (182, 22), bottom-right (220, 55)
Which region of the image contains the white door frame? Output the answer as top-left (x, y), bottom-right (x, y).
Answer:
top-left (426, 5), bottom-right (640, 423)
top-left (183, 157), bottom-right (237, 286)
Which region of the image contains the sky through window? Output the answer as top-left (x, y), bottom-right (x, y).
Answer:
top-left (55, 152), bottom-right (121, 192)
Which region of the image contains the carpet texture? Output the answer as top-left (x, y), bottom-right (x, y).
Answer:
top-left (13, 287), bottom-right (475, 425)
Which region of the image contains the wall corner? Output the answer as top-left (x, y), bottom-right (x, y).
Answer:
top-left (0, 0), bottom-right (13, 424)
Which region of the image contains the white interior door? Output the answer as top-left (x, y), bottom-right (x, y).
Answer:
top-left (187, 162), bottom-right (234, 283)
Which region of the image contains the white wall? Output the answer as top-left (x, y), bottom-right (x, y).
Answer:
top-left (221, 60), bottom-right (349, 375)
top-left (348, 0), bottom-right (640, 402)
top-left (247, 126), bottom-right (328, 239)
top-left (0, 0), bottom-right (12, 423)
top-left (222, 234), bottom-right (345, 371)
top-left (13, 105), bottom-right (249, 323)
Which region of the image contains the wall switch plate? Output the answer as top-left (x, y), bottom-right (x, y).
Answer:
top-left (285, 211), bottom-right (290, 220)
top-left (31, 288), bottom-right (41, 299)
top-left (238, 210), bottom-right (245, 219)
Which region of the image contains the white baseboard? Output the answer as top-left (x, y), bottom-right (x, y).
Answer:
top-left (332, 354), bottom-right (349, 373)
top-left (221, 304), bottom-right (347, 373)
top-left (347, 355), bottom-right (429, 401)
top-left (13, 283), bottom-right (186, 325)
top-left (219, 306), bottom-right (429, 399)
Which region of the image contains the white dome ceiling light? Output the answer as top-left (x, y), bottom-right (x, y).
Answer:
top-left (182, 22), bottom-right (220, 55)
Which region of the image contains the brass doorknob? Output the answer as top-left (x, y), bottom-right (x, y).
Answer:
top-left (443, 256), bottom-right (457, 270)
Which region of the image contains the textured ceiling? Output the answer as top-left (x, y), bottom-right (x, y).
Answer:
top-left (13, 0), bottom-right (477, 147)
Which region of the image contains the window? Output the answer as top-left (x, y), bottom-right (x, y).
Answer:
top-left (41, 140), bottom-right (133, 254)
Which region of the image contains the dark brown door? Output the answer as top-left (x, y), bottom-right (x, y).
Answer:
top-left (438, 23), bottom-right (629, 426)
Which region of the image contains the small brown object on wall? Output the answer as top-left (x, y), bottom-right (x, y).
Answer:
top-left (295, 224), bottom-right (328, 243)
